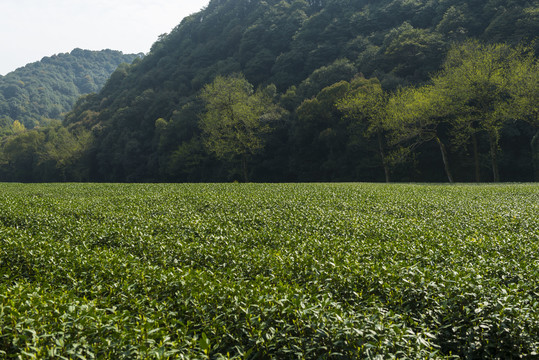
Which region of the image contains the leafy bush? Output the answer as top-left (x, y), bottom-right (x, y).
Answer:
top-left (0, 183), bottom-right (538, 358)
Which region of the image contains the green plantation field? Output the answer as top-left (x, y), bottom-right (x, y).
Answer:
top-left (0, 183), bottom-right (538, 359)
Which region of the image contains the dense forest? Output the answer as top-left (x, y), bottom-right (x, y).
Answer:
top-left (0, 0), bottom-right (537, 182)
top-left (0, 49), bottom-right (140, 131)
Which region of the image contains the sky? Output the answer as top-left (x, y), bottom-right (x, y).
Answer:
top-left (0, 0), bottom-right (210, 75)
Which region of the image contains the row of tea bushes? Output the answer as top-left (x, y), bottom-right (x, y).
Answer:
top-left (1, 183), bottom-right (538, 358)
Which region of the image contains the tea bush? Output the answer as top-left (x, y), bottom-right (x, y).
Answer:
top-left (0, 183), bottom-right (538, 359)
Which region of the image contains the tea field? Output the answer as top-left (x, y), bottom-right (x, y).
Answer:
top-left (0, 183), bottom-right (538, 359)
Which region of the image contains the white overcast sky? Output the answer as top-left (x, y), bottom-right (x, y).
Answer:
top-left (0, 0), bottom-right (210, 75)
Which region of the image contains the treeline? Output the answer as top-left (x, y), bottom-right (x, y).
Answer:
top-left (0, 0), bottom-right (537, 182)
top-left (0, 49), bottom-right (140, 130)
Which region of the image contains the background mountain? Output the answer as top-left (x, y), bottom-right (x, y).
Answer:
top-left (0, 49), bottom-right (140, 133)
top-left (2, 0), bottom-right (538, 182)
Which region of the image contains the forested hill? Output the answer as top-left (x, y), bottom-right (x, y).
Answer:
top-left (2, 0), bottom-right (538, 182)
top-left (0, 49), bottom-right (140, 131)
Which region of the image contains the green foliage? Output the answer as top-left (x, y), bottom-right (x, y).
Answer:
top-left (337, 77), bottom-right (392, 181)
top-left (293, 80), bottom-right (352, 180)
top-left (200, 75), bottom-right (282, 182)
top-left (3, 0), bottom-right (537, 182)
top-left (11, 120), bottom-right (26, 134)
top-left (0, 183), bottom-right (538, 358)
top-left (381, 22), bottom-right (446, 81)
top-left (431, 40), bottom-right (538, 181)
top-left (379, 40), bottom-right (538, 183)
top-left (297, 58), bottom-right (358, 99)
top-left (435, 4), bottom-right (473, 41)
top-left (0, 122), bottom-right (92, 182)
top-left (200, 75), bottom-right (268, 159)
top-left (385, 84), bottom-right (450, 151)
top-left (0, 49), bottom-right (139, 129)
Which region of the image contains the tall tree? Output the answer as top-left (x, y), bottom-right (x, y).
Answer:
top-left (2, 130), bottom-right (45, 181)
top-left (431, 41), bottom-right (530, 182)
top-left (199, 74), bottom-right (279, 182)
top-left (294, 80), bottom-right (351, 181)
top-left (503, 46), bottom-right (539, 180)
top-left (336, 77), bottom-right (391, 182)
top-left (386, 84), bottom-right (455, 183)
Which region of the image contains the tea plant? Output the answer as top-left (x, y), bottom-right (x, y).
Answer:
top-left (0, 183), bottom-right (538, 359)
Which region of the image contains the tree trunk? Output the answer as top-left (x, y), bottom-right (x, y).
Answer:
top-left (532, 129), bottom-right (539, 182)
top-left (472, 132), bottom-right (480, 183)
top-left (435, 136), bottom-right (454, 183)
top-left (377, 130), bottom-right (390, 183)
top-left (488, 132), bottom-right (500, 182)
top-left (241, 154), bottom-right (249, 183)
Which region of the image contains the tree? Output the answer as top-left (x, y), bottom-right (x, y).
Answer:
top-left (336, 77), bottom-right (391, 182)
top-left (2, 130), bottom-right (45, 181)
top-left (386, 84), bottom-right (455, 183)
top-left (294, 81), bottom-right (351, 181)
top-left (503, 46), bottom-right (539, 180)
top-left (11, 120), bottom-right (26, 134)
top-left (199, 74), bottom-right (279, 182)
top-left (435, 5), bottom-right (473, 41)
top-left (381, 22), bottom-right (446, 82)
top-left (0, 122), bottom-right (93, 182)
top-left (432, 41), bottom-right (537, 182)
top-left (38, 123), bottom-right (93, 181)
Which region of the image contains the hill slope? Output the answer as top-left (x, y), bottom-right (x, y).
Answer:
top-left (5, 0), bottom-right (539, 182)
top-left (0, 49), bottom-right (140, 131)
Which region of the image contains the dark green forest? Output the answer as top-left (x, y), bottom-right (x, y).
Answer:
top-left (0, 49), bottom-right (140, 131)
top-left (0, 0), bottom-right (537, 182)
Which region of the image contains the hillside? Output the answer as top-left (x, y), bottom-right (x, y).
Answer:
top-left (2, 0), bottom-right (538, 182)
top-left (0, 49), bottom-right (140, 132)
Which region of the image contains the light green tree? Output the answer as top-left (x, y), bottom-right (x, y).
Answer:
top-left (385, 84), bottom-right (455, 183)
top-left (503, 46), bottom-right (539, 180)
top-left (199, 74), bottom-right (279, 182)
top-left (11, 120), bottom-right (26, 134)
top-left (431, 40), bottom-right (537, 182)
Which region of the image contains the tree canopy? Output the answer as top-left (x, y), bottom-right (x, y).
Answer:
top-left (0, 49), bottom-right (140, 130)
top-left (0, 0), bottom-right (537, 182)
top-left (430, 41), bottom-right (538, 182)
top-left (199, 74), bottom-right (281, 181)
